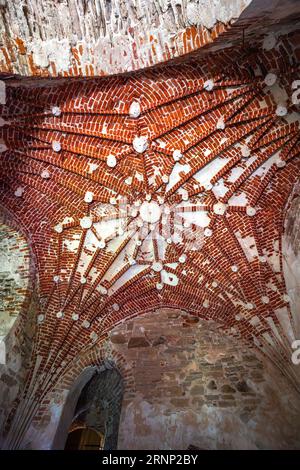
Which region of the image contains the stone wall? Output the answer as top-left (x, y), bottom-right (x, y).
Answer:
top-left (283, 181), bottom-right (300, 336)
top-left (110, 309), bottom-right (300, 450)
top-left (0, 217), bottom-right (30, 340)
top-left (0, 214), bottom-right (36, 445)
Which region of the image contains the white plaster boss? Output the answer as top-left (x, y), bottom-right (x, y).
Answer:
top-left (276, 104), bottom-right (288, 117)
top-left (84, 191), bottom-right (94, 203)
top-left (246, 206), bottom-right (256, 217)
top-left (51, 106), bottom-right (61, 117)
top-left (133, 135), bottom-right (148, 153)
top-left (107, 154), bottom-right (117, 167)
top-left (213, 202), bottom-right (227, 215)
top-left (52, 140), bottom-right (61, 152)
top-left (264, 73), bottom-right (277, 87)
top-left (80, 216), bottom-right (93, 229)
top-left (129, 101), bottom-right (141, 118)
top-left (139, 200), bottom-right (161, 223)
top-left (173, 149), bottom-right (183, 161)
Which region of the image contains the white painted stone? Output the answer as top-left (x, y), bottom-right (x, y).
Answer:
top-left (212, 281), bottom-right (218, 288)
top-left (241, 145), bottom-right (251, 157)
top-left (41, 169), bottom-right (50, 179)
top-left (140, 201), bottom-right (161, 223)
top-left (99, 285), bottom-right (108, 295)
top-left (37, 314), bottom-right (44, 324)
top-left (107, 154), bottom-right (117, 167)
top-left (264, 73), bottom-right (277, 86)
top-left (263, 33), bottom-right (276, 51)
top-left (56, 311), bottom-right (64, 318)
top-left (231, 265), bottom-right (239, 272)
top-left (203, 299), bottom-right (209, 308)
top-left (133, 136), bottom-right (148, 153)
top-left (204, 182), bottom-right (213, 191)
top-left (246, 302), bottom-right (254, 310)
top-left (52, 141), bottom-right (61, 152)
top-left (80, 276), bottom-right (87, 284)
top-left (162, 175), bottom-right (169, 184)
top-left (146, 194), bottom-right (152, 202)
top-left (179, 254), bottom-right (187, 264)
top-left (136, 240), bottom-right (142, 246)
top-left (129, 101), bottom-right (141, 118)
top-left (98, 240), bottom-right (106, 249)
top-left (161, 270), bottom-right (178, 286)
top-left (216, 117), bottom-right (225, 130)
top-left (276, 158), bottom-right (286, 168)
top-left (54, 223), bottom-right (63, 234)
top-left (72, 313), bottom-right (79, 321)
top-left (283, 294), bottom-right (290, 303)
top-left (156, 283), bottom-right (163, 290)
top-left (110, 197), bottom-right (117, 205)
top-left (80, 216), bottom-right (93, 229)
top-left (53, 275), bottom-right (60, 282)
top-left (213, 202), bottom-right (227, 215)
top-left (173, 149), bottom-right (182, 161)
top-left (204, 228), bottom-right (213, 237)
top-left (166, 238), bottom-right (172, 244)
top-left (204, 79), bottom-right (214, 91)
top-left (84, 191), bottom-right (94, 203)
top-left (82, 320), bottom-right (90, 328)
top-left (261, 296), bottom-right (270, 304)
top-left (0, 142), bottom-right (8, 153)
top-left (51, 106), bottom-right (61, 117)
top-left (246, 206), bottom-right (256, 217)
top-left (112, 303), bottom-right (120, 311)
top-left (125, 176), bottom-right (133, 185)
top-left (90, 332), bottom-right (98, 341)
top-left (14, 187), bottom-right (24, 198)
top-left (182, 193), bottom-right (189, 201)
top-left (276, 104), bottom-right (287, 117)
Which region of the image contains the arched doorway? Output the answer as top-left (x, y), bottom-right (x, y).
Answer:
top-left (64, 427), bottom-right (104, 450)
top-left (63, 367), bottom-right (123, 450)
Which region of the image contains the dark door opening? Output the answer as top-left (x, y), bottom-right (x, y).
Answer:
top-left (63, 367), bottom-right (123, 450)
top-left (65, 427), bottom-right (104, 450)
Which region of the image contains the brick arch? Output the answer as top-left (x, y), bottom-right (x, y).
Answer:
top-left (28, 345), bottom-right (135, 449)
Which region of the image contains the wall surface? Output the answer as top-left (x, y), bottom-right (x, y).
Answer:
top-left (113, 309), bottom-right (300, 450)
top-left (0, 215), bottom-right (36, 446)
top-left (0, 0), bottom-right (253, 76)
top-left (0, 217), bottom-right (30, 340)
top-left (283, 182), bottom-right (300, 337)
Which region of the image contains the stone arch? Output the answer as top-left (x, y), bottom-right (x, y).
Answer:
top-left (65, 367), bottom-right (124, 449)
top-left (22, 346), bottom-right (134, 450)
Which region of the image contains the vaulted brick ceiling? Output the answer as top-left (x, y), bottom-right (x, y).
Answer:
top-left (1, 0), bottom-right (300, 450)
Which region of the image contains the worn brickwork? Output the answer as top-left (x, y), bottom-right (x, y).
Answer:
top-left (0, 0), bottom-right (253, 77)
top-left (113, 309), bottom-right (300, 449)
